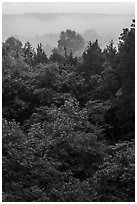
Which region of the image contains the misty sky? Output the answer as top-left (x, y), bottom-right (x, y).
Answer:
top-left (2, 2), bottom-right (135, 15)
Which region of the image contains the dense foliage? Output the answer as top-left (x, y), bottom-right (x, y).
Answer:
top-left (2, 22), bottom-right (135, 202)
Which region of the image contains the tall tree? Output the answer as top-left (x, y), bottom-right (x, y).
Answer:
top-left (105, 20), bottom-right (135, 141)
top-left (118, 19), bottom-right (135, 88)
top-left (103, 40), bottom-right (117, 69)
top-left (57, 29), bottom-right (85, 57)
top-left (23, 41), bottom-right (35, 66)
top-left (2, 37), bottom-right (23, 60)
top-left (34, 43), bottom-right (49, 65)
top-left (82, 40), bottom-right (104, 80)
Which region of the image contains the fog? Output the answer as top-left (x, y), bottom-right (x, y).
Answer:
top-left (2, 13), bottom-right (134, 55)
top-left (3, 13), bottom-right (133, 38)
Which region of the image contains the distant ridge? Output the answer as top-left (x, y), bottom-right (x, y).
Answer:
top-left (3, 12), bottom-right (134, 16)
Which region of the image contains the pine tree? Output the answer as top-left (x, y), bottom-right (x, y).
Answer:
top-left (34, 43), bottom-right (49, 65)
top-left (82, 40), bottom-right (104, 80)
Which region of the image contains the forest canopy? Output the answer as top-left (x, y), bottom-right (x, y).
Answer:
top-left (2, 20), bottom-right (135, 202)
